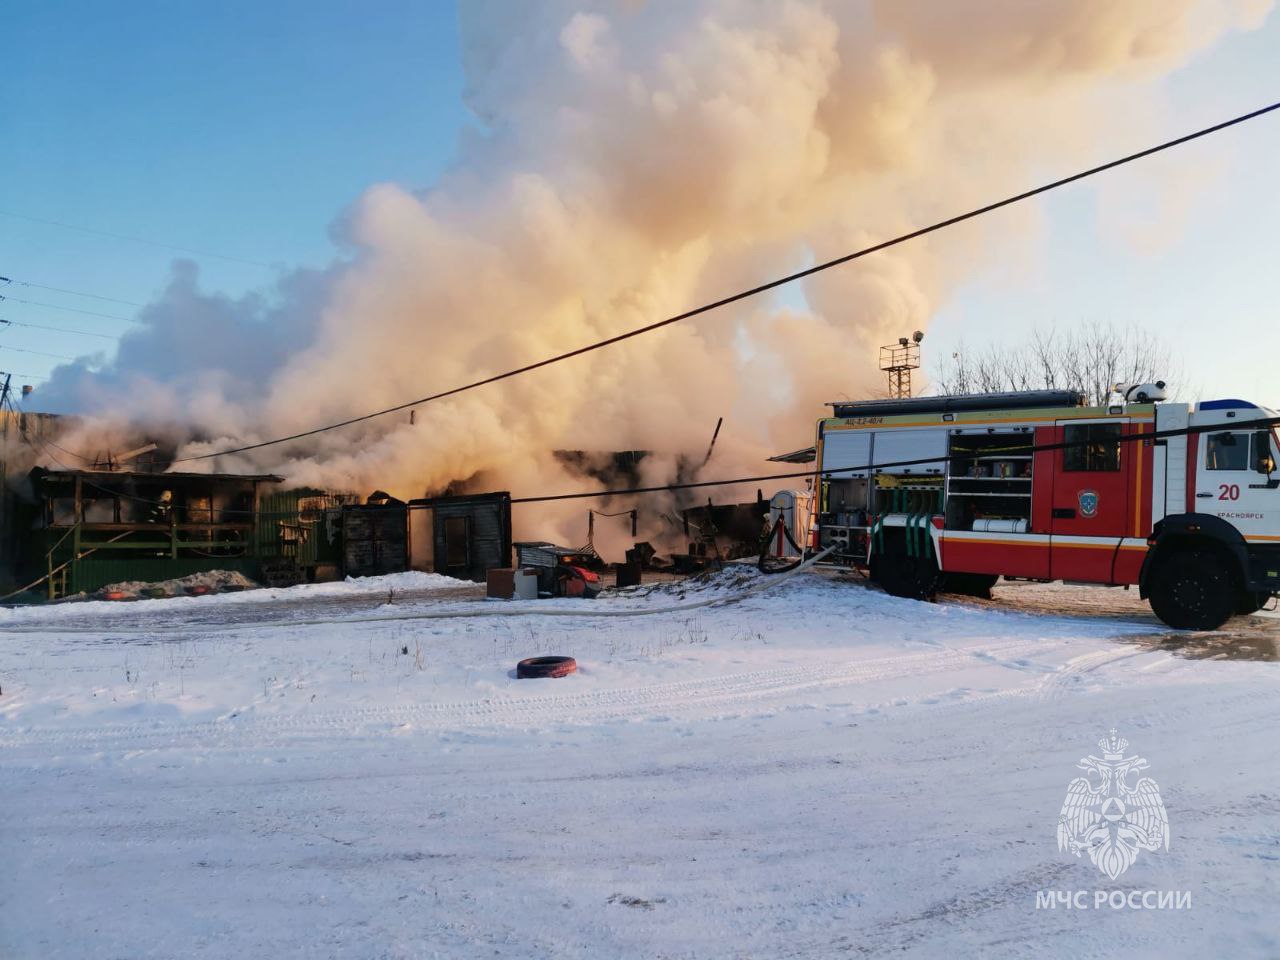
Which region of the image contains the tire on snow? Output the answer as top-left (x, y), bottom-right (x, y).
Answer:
top-left (1147, 549), bottom-right (1237, 631)
top-left (1236, 590), bottom-right (1269, 616)
top-left (940, 572), bottom-right (999, 600)
top-left (516, 656), bottom-right (578, 679)
top-left (870, 535), bottom-right (941, 602)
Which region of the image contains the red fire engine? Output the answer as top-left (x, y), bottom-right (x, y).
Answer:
top-left (811, 386), bottom-right (1280, 630)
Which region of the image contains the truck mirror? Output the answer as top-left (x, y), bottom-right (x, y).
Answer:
top-left (1255, 431), bottom-right (1275, 475)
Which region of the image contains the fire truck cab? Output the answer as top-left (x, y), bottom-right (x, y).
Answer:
top-left (812, 388), bottom-right (1280, 630)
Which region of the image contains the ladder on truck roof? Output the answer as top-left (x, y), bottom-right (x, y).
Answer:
top-left (827, 389), bottom-right (1086, 419)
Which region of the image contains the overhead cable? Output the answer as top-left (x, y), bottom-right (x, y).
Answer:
top-left (0, 275), bottom-right (145, 307)
top-left (0, 295), bottom-right (132, 322)
top-left (171, 100), bottom-right (1280, 464)
top-left (0, 318), bottom-right (121, 340)
top-left (0, 344), bottom-right (79, 361)
top-left (15, 412), bottom-right (1280, 515)
top-left (0, 210), bottom-right (274, 268)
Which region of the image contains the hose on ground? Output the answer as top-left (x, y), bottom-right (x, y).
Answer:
top-left (757, 517), bottom-right (807, 574)
top-left (0, 546), bottom-right (840, 637)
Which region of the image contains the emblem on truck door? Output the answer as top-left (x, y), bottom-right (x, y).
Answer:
top-left (1078, 490), bottom-right (1100, 518)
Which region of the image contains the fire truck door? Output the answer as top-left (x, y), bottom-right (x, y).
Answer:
top-left (1197, 428), bottom-right (1279, 541)
top-left (1049, 421), bottom-right (1133, 582)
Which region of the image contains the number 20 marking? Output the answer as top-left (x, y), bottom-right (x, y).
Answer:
top-left (1219, 484), bottom-right (1240, 501)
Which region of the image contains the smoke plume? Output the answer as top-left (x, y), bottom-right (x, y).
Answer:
top-left (33, 0), bottom-right (1271, 551)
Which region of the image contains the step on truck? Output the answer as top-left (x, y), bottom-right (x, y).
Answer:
top-left (811, 386), bottom-right (1280, 630)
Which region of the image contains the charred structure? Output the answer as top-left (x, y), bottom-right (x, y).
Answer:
top-left (18, 468), bottom-right (357, 598)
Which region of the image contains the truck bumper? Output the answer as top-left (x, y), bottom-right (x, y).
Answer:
top-left (1244, 542), bottom-right (1280, 593)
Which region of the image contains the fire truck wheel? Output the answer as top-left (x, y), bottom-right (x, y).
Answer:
top-left (1148, 550), bottom-right (1236, 631)
top-left (872, 553), bottom-right (940, 602)
top-left (940, 573), bottom-right (999, 599)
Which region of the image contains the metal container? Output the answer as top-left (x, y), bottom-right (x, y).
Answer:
top-left (514, 569), bottom-right (539, 599)
top-left (971, 518), bottom-right (1027, 534)
top-left (410, 492), bottom-right (512, 582)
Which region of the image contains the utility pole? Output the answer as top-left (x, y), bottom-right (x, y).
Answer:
top-left (0, 372), bottom-right (10, 576)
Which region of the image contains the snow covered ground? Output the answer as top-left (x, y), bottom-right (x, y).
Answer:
top-left (1, 568), bottom-right (1276, 958)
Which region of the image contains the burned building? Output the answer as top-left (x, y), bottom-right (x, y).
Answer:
top-left (18, 468), bottom-right (355, 598)
top-left (677, 494), bottom-right (771, 565)
top-left (0, 410), bottom-right (65, 585)
top-left (340, 492), bottom-right (512, 582)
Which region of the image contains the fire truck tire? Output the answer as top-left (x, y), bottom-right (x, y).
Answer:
top-left (1147, 550), bottom-right (1236, 631)
top-left (940, 573), bottom-right (999, 599)
top-left (871, 553), bottom-right (940, 602)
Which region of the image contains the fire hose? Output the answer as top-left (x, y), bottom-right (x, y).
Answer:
top-left (757, 516), bottom-right (807, 575)
top-left (0, 546), bottom-right (839, 637)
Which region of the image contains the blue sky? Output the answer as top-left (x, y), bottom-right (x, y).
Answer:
top-left (1, 1), bottom-right (469, 380)
top-left (1, 3), bottom-right (1277, 406)
top-left (926, 19), bottom-right (1280, 406)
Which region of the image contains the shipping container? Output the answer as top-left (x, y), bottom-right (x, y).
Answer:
top-left (409, 492), bottom-right (512, 582)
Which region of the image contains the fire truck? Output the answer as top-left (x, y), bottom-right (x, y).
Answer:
top-left (811, 385), bottom-right (1280, 630)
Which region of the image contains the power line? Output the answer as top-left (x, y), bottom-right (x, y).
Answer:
top-left (4, 412), bottom-right (103, 486)
top-left (509, 414), bottom-right (1280, 505)
top-left (11, 419), bottom-right (99, 464)
top-left (0, 210), bottom-right (275, 269)
top-left (173, 99), bottom-right (1280, 464)
top-left (0, 275), bottom-right (145, 308)
top-left (44, 438), bottom-right (96, 463)
top-left (0, 370), bottom-right (50, 382)
top-left (2, 390), bottom-right (104, 463)
top-left (12, 411), bottom-right (1280, 517)
top-left (1, 391), bottom-right (106, 467)
top-left (0, 295), bottom-right (132, 322)
top-left (0, 318), bottom-right (121, 340)
top-left (0, 344), bottom-right (78, 361)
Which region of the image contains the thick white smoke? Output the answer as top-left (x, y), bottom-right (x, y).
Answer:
top-left (34, 0), bottom-right (1272, 551)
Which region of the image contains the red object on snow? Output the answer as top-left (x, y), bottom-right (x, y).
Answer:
top-left (558, 565), bottom-right (601, 599)
top-left (516, 656), bottom-right (578, 679)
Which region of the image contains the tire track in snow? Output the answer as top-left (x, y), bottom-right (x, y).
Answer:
top-left (0, 641), bottom-right (1039, 750)
top-left (1034, 646), bottom-right (1153, 701)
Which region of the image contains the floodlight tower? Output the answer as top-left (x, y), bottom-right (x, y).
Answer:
top-left (879, 330), bottom-right (924, 399)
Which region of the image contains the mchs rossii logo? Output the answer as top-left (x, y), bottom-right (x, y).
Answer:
top-left (1037, 730), bottom-right (1187, 912)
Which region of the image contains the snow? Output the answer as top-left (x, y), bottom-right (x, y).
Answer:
top-left (1, 568), bottom-right (1276, 958)
top-left (0, 569), bottom-right (475, 624)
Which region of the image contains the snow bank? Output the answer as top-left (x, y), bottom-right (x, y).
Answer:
top-left (0, 569), bottom-right (477, 624)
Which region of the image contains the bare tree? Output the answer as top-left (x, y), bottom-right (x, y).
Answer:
top-left (931, 322), bottom-right (1188, 406)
